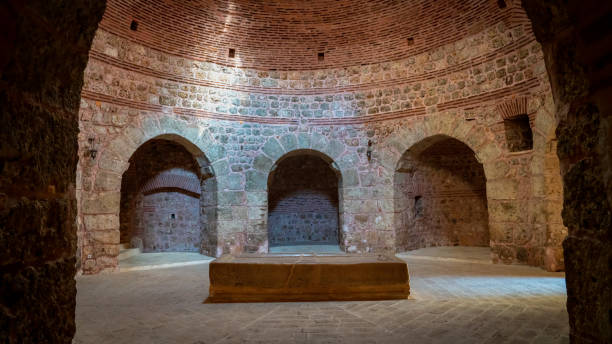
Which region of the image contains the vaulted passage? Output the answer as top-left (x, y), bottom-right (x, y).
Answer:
top-left (395, 137), bottom-right (489, 251)
top-left (267, 153), bottom-right (340, 251)
top-left (120, 139), bottom-right (206, 253)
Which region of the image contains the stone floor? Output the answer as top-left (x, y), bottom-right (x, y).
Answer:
top-left (269, 244), bottom-right (344, 254)
top-left (75, 248), bottom-right (568, 344)
top-left (397, 246), bottom-right (492, 264)
top-left (119, 252), bottom-right (214, 272)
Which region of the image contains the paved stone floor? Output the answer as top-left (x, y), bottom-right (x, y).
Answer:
top-left (269, 244), bottom-right (344, 254)
top-left (75, 250), bottom-right (568, 344)
top-left (119, 252), bottom-right (214, 272)
top-left (397, 246), bottom-right (491, 264)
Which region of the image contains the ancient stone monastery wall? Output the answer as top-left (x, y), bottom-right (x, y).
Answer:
top-left (76, 2), bottom-right (566, 274)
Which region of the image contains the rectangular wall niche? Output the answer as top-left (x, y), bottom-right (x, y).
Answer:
top-left (504, 114), bottom-right (533, 152)
top-left (414, 196), bottom-right (423, 218)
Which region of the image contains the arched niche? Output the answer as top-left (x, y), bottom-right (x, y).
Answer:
top-left (394, 135), bottom-right (490, 252)
top-left (266, 149), bottom-right (344, 253)
top-left (120, 134), bottom-right (217, 256)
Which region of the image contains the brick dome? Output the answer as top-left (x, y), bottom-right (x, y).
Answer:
top-left (101, 0), bottom-right (511, 70)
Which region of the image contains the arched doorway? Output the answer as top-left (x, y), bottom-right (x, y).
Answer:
top-left (119, 136), bottom-right (217, 260)
top-left (394, 136), bottom-right (489, 252)
top-left (267, 150), bottom-right (342, 253)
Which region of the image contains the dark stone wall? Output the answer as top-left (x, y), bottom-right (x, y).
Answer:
top-left (523, 1), bottom-right (612, 342)
top-left (0, 0), bottom-right (105, 342)
top-left (268, 155), bottom-right (339, 245)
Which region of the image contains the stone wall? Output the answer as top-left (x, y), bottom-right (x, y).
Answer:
top-left (523, 0), bottom-right (612, 341)
top-left (395, 137), bottom-right (489, 251)
top-left (119, 139), bottom-right (201, 247)
top-left (0, 0), bottom-right (105, 342)
top-left (84, 22), bottom-right (544, 120)
top-left (76, 1), bottom-right (566, 274)
top-left (134, 186), bottom-right (201, 252)
top-left (268, 154), bottom-right (339, 245)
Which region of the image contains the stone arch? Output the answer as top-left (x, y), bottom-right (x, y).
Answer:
top-left (119, 137), bottom-right (204, 253)
top-left (380, 116), bottom-right (510, 261)
top-left (79, 119), bottom-right (220, 273)
top-left (266, 149), bottom-right (345, 252)
top-left (380, 116), bottom-right (501, 180)
top-left (101, 116), bottom-right (224, 177)
top-left (393, 134), bottom-right (490, 252)
top-left (239, 134), bottom-right (350, 254)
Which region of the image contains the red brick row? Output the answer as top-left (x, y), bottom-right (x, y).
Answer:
top-left (98, 0), bottom-right (522, 70)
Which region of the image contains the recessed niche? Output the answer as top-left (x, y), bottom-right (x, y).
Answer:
top-left (407, 37), bottom-right (415, 46)
top-left (318, 52), bottom-right (325, 61)
top-left (414, 196), bottom-right (423, 218)
top-left (130, 20), bottom-right (138, 31)
top-left (228, 48), bottom-right (236, 58)
top-left (170, 213), bottom-right (176, 220)
top-left (497, 0), bottom-right (507, 9)
top-left (504, 114), bottom-right (533, 151)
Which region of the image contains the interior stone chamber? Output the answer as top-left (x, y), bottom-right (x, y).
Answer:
top-left (76, 0), bottom-right (565, 275)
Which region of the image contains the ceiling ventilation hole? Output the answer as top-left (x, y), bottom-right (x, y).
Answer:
top-left (130, 20), bottom-right (138, 31)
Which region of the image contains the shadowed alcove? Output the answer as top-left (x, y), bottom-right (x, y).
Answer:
top-left (267, 150), bottom-right (342, 253)
top-left (119, 136), bottom-right (217, 256)
top-left (395, 136), bottom-right (489, 252)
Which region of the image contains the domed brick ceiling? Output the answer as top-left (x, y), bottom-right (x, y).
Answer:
top-left (101, 0), bottom-right (507, 70)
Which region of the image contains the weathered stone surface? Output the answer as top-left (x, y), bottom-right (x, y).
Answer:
top-left (252, 154), bottom-right (274, 172)
top-left (262, 138), bottom-right (285, 161)
top-left (279, 134), bottom-right (298, 152)
top-left (84, 214), bottom-right (119, 230)
top-left (523, 0), bottom-right (612, 341)
top-left (245, 170), bottom-right (266, 191)
top-left (206, 254), bottom-right (410, 303)
top-left (82, 192), bottom-right (120, 214)
top-left (0, 0), bottom-right (105, 342)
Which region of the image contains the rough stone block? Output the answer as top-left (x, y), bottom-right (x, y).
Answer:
top-left (83, 214), bottom-right (119, 230)
top-left (262, 138), bottom-right (285, 161)
top-left (206, 254), bottom-right (410, 302)
top-left (280, 134), bottom-right (298, 152)
top-left (82, 192), bottom-right (120, 214)
top-left (245, 170), bottom-right (267, 191)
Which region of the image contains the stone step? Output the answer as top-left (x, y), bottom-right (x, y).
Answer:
top-left (118, 247), bottom-right (141, 261)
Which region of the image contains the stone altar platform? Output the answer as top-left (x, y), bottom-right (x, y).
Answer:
top-left (205, 253), bottom-right (410, 303)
